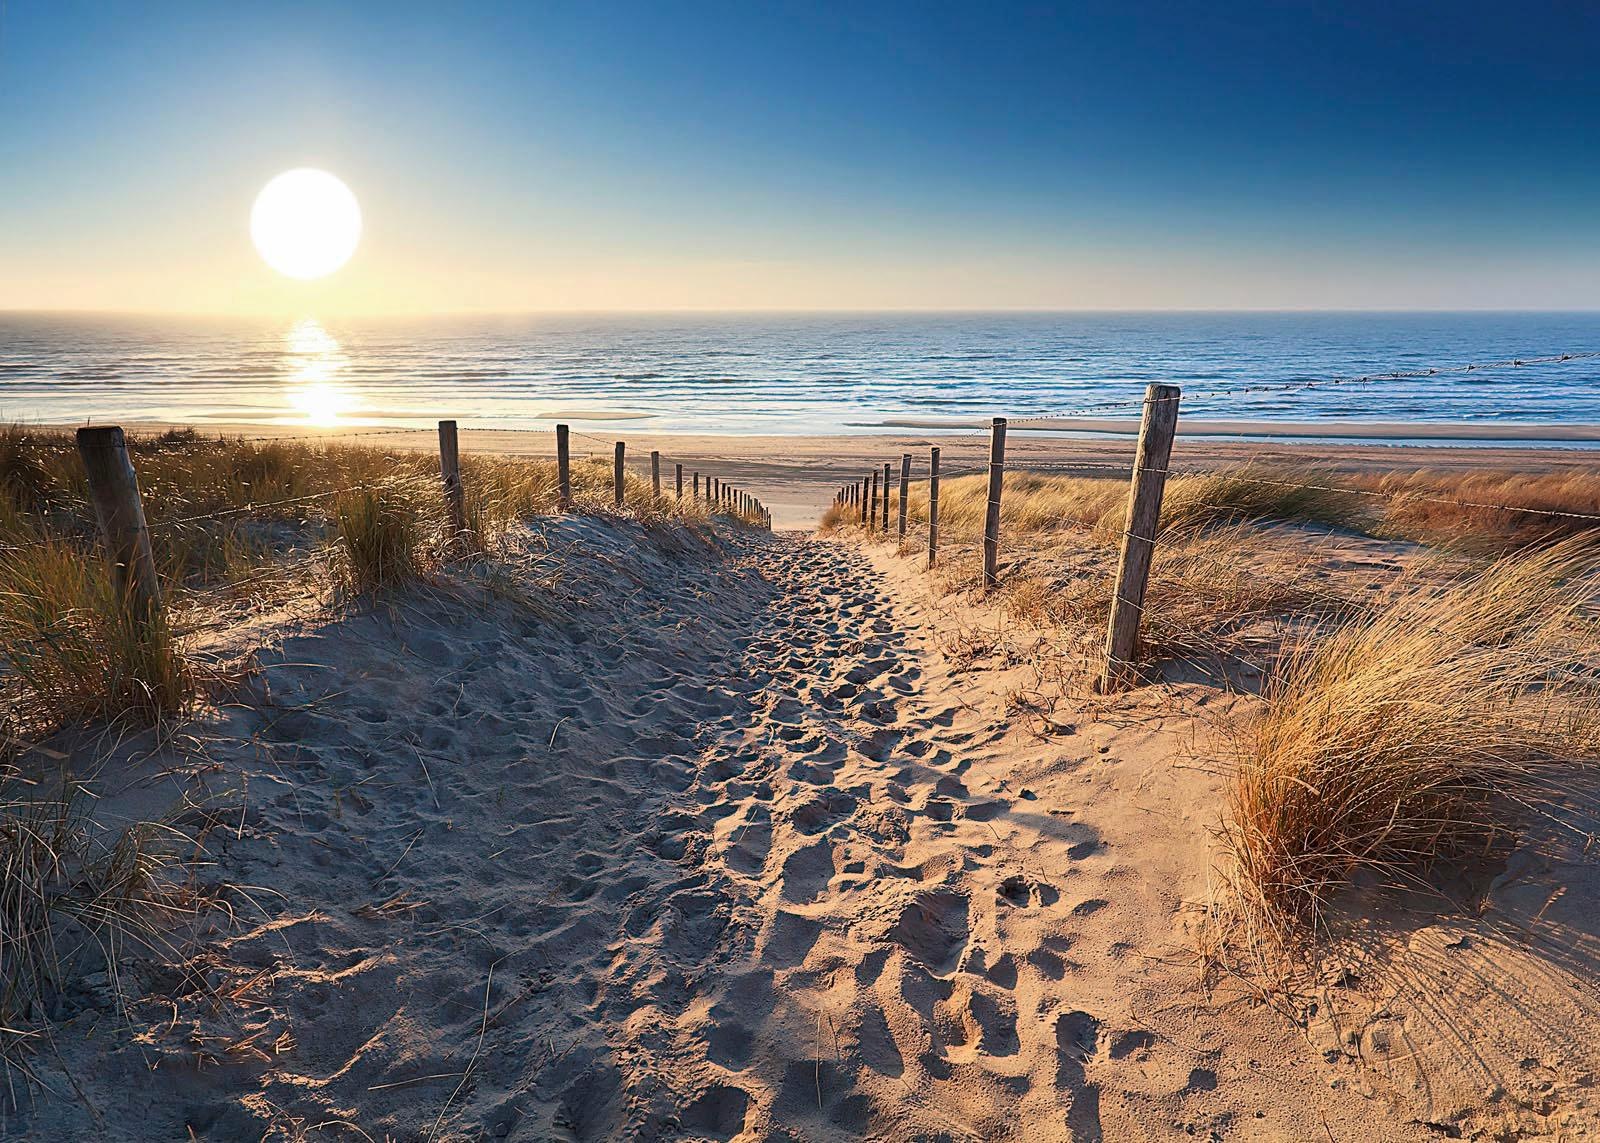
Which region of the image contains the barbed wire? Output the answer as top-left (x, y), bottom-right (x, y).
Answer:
top-left (148, 485), bottom-right (370, 530)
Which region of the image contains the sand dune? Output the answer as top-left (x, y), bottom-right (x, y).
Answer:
top-left (16, 502), bottom-right (1598, 1140)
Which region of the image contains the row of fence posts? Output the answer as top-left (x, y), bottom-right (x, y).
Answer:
top-left (832, 382), bottom-right (1182, 692)
top-left (70, 420), bottom-right (772, 644)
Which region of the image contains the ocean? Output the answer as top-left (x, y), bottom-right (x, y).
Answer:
top-left (2, 311), bottom-right (1598, 439)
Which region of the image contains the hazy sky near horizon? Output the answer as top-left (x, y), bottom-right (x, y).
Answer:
top-left (3, 1), bottom-right (1599, 314)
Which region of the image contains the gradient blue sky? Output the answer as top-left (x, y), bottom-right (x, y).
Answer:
top-left (3, 1), bottom-right (1598, 312)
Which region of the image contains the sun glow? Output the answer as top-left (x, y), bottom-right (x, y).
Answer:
top-left (282, 318), bottom-right (356, 425)
top-left (251, 169), bottom-right (362, 280)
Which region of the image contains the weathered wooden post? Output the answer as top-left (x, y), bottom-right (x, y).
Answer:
top-left (882, 462), bottom-right (892, 530)
top-left (651, 451), bottom-right (661, 496)
top-left (613, 441), bottom-right (626, 507)
top-left (693, 471), bottom-right (701, 500)
top-left (868, 469), bottom-right (879, 531)
top-left (437, 420), bottom-right (468, 545)
top-left (76, 426), bottom-right (163, 626)
top-left (859, 477), bottom-right (868, 524)
top-left (927, 445), bottom-right (941, 568)
top-left (982, 417), bottom-right (1007, 589)
top-left (556, 423), bottom-right (572, 510)
top-left (1101, 384), bottom-right (1182, 692)
top-left (675, 463), bottom-right (684, 498)
top-left (897, 453), bottom-right (911, 540)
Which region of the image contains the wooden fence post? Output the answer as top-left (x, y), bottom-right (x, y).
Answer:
top-left (651, 451), bottom-right (661, 496)
top-left (76, 426), bottom-right (164, 626)
top-left (927, 446), bottom-right (941, 568)
top-left (869, 468), bottom-right (879, 531)
top-left (859, 477), bottom-right (868, 523)
top-left (556, 423), bottom-right (572, 510)
top-left (897, 453), bottom-right (911, 540)
top-left (437, 420), bottom-right (468, 545)
top-left (1101, 384), bottom-right (1182, 692)
top-left (881, 462), bottom-right (892, 530)
top-left (676, 463), bottom-right (684, 499)
top-left (982, 417), bottom-right (1007, 589)
top-left (613, 441), bottom-right (625, 507)
top-left (694, 471), bottom-right (701, 500)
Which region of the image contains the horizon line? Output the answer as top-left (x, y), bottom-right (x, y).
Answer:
top-left (5, 305), bottom-right (1600, 320)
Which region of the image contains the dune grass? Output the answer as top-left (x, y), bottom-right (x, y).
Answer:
top-left (1358, 468), bottom-right (1600, 549)
top-left (0, 781), bottom-right (199, 1060)
top-left (0, 426), bottom-right (756, 735)
top-left (0, 540), bottom-right (192, 736)
top-left (830, 462), bottom-right (1600, 553)
top-left (826, 467), bottom-right (1366, 672)
top-left (331, 476), bottom-right (447, 594)
top-left (1218, 540), bottom-right (1600, 932)
top-left (831, 461), bottom-right (1600, 676)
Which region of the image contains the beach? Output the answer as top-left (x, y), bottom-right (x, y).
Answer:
top-left (4, 418), bottom-right (1596, 1140)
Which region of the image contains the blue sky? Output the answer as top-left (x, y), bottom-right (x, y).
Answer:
top-left (3, 1), bottom-right (1598, 312)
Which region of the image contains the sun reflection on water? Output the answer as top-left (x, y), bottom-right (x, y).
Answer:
top-left (282, 318), bottom-right (356, 426)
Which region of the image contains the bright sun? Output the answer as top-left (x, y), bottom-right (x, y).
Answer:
top-left (250, 168), bottom-right (361, 280)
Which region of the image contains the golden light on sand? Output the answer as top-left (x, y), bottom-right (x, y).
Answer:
top-left (283, 317), bottom-right (355, 425)
top-left (251, 169), bottom-right (362, 280)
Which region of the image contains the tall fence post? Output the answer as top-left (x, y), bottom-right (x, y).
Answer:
top-left (859, 477), bottom-right (868, 523)
top-left (1101, 384), bottom-right (1182, 692)
top-left (927, 446), bottom-right (941, 569)
top-left (881, 462), bottom-right (892, 530)
top-left (897, 453), bottom-right (911, 540)
top-left (675, 463), bottom-right (684, 499)
top-left (556, 423), bottom-right (572, 510)
top-left (76, 426), bottom-right (163, 626)
top-left (982, 417), bottom-right (1007, 589)
top-left (869, 468), bottom-right (879, 531)
top-left (694, 472), bottom-right (701, 500)
top-left (438, 420), bottom-right (467, 546)
top-left (651, 450), bottom-right (661, 497)
top-left (613, 441), bottom-right (626, 508)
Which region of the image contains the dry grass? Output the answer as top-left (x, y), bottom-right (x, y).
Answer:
top-left (0, 782), bottom-right (199, 1061)
top-left (1, 426), bottom-right (753, 731)
top-left (835, 461), bottom-right (1600, 677)
top-left (1218, 539), bottom-right (1600, 934)
top-left (996, 526), bottom-right (1347, 674)
top-left (1357, 468), bottom-right (1600, 550)
top-left (332, 476), bottom-right (447, 594)
top-left (0, 540), bottom-right (192, 736)
top-left (829, 468), bottom-right (1363, 673)
top-left (832, 462), bottom-right (1600, 554)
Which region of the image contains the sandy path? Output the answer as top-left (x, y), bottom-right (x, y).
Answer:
top-left (33, 522), bottom-right (1433, 1140)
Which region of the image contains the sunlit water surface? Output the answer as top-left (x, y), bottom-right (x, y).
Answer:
top-left (3, 312), bottom-right (1598, 438)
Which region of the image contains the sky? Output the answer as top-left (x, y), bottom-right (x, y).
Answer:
top-left (2, 1), bottom-right (1599, 314)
